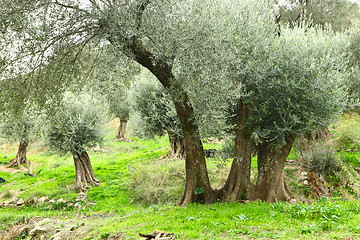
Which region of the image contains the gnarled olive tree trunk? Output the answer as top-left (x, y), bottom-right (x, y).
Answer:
top-left (253, 135), bottom-right (296, 202)
top-left (8, 142), bottom-right (29, 168)
top-left (73, 151), bottom-right (101, 192)
top-left (217, 100), bottom-right (253, 201)
top-left (114, 119), bottom-right (128, 141)
top-left (104, 7), bottom-right (214, 204)
top-left (123, 42), bottom-right (215, 205)
top-left (161, 134), bottom-right (185, 159)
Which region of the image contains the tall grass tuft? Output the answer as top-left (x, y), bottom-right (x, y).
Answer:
top-left (333, 113), bottom-right (360, 151)
top-left (128, 159), bottom-right (229, 205)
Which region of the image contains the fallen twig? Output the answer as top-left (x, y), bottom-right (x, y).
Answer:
top-left (24, 169), bottom-right (41, 178)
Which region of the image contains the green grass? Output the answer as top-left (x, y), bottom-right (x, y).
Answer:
top-left (1, 132), bottom-right (360, 239)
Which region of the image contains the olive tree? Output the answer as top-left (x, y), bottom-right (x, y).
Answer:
top-left (0, 0), bottom-right (219, 205)
top-left (130, 69), bottom-right (184, 158)
top-left (46, 91), bottom-right (108, 191)
top-left (278, 0), bottom-right (360, 32)
top-left (0, 105), bottom-right (44, 168)
top-left (91, 47), bottom-right (141, 141)
top-left (0, 0), bottom-right (352, 205)
top-left (177, 4), bottom-right (351, 202)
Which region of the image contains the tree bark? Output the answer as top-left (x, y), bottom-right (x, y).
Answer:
top-left (253, 136), bottom-right (296, 202)
top-left (73, 151), bottom-right (101, 192)
top-left (217, 99), bottom-right (253, 201)
top-left (114, 119), bottom-right (128, 141)
top-left (104, 19), bottom-right (215, 205)
top-left (161, 134), bottom-right (185, 159)
top-left (8, 142), bottom-right (29, 169)
top-left (126, 44), bottom-right (214, 205)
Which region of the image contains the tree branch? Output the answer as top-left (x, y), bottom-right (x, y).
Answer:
top-left (136, 0), bottom-right (151, 30)
top-left (53, 0), bottom-right (91, 16)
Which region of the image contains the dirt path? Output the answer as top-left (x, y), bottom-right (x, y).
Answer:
top-left (0, 165), bottom-right (27, 174)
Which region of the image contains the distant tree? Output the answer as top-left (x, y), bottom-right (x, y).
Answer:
top-left (0, 0), bottom-right (221, 205)
top-left (0, 0), bottom-right (353, 205)
top-left (130, 69), bottom-right (184, 158)
top-left (347, 23), bottom-right (360, 112)
top-left (91, 47), bottom-right (141, 141)
top-left (46, 92), bottom-right (108, 191)
top-left (0, 104), bottom-right (44, 168)
top-left (279, 0), bottom-right (360, 32)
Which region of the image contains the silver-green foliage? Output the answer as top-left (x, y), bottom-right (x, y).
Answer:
top-left (0, 0), bottom-right (353, 145)
top-left (91, 46), bottom-right (141, 121)
top-left (46, 91), bottom-right (109, 155)
top-left (250, 27), bottom-right (350, 143)
top-left (0, 104), bottom-right (44, 145)
top-left (129, 69), bottom-right (181, 139)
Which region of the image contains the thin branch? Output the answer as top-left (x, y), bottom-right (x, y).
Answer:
top-left (53, 0), bottom-right (91, 16)
top-left (136, 0), bottom-right (151, 30)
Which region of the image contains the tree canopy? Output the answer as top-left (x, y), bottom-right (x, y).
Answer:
top-left (0, 0), bottom-right (356, 204)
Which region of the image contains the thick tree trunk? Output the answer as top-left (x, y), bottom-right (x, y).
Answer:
top-left (134, 56), bottom-right (214, 205)
top-left (106, 29), bottom-right (214, 205)
top-left (217, 100), bottom-right (253, 201)
top-left (114, 119), bottom-right (128, 141)
top-left (8, 142), bottom-right (29, 168)
top-left (253, 136), bottom-right (296, 202)
top-left (73, 151), bottom-right (101, 192)
top-left (161, 134), bottom-right (185, 159)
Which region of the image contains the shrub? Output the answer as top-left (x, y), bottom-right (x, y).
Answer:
top-left (306, 143), bottom-right (341, 176)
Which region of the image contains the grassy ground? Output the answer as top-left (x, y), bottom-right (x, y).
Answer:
top-left (1, 120), bottom-right (360, 239)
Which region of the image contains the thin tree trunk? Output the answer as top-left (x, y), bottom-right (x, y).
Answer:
top-left (73, 151), bottom-right (101, 192)
top-left (253, 136), bottom-right (296, 202)
top-left (8, 142), bottom-right (29, 168)
top-left (217, 99), bottom-right (253, 201)
top-left (114, 119), bottom-right (128, 141)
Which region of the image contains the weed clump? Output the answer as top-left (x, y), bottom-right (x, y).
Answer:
top-left (128, 160), bottom-right (185, 204)
top-left (305, 143), bottom-right (341, 177)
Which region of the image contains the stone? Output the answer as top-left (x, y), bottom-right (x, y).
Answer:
top-left (52, 232), bottom-right (63, 240)
top-left (57, 198), bottom-right (67, 203)
top-left (86, 202), bottom-right (97, 206)
top-left (10, 197), bottom-right (18, 204)
top-left (17, 198), bottom-right (25, 205)
top-left (49, 199), bottom-right (56, 203)
top-left (289, 199), bottom-right (297, 205)
top-left (75, 192), bottom-right (87, 202)
top-left (304, 180), bottom-right (309, 185)
top-left (300, 172), bottom-right (308, 180)
top-left (29, 227), bottom-right (47, 237)
top-left (38, 196), bottom-right (49, 204)
top-left (74, 203), bottom-right (82, 209)
top-left (3, 201), bottom-right (10, 207)
top-left (27, 197), bottom-right (38, 205)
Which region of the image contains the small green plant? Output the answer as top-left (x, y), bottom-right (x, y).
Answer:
top-left (300, 224), bottom-right (318, 234)
top-left (100, 232), bottom-right (110, 239)
top-left (194, 186), bottom-right (205, 195)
